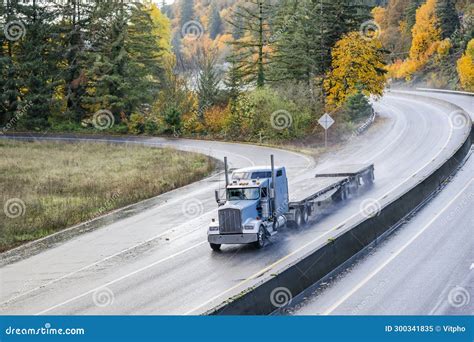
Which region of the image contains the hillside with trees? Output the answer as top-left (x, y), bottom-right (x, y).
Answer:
top-left (0, 0), bottom-right (471, 145)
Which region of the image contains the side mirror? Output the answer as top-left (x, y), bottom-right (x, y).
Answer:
top-left (215, 190), bottom-right (220, 204)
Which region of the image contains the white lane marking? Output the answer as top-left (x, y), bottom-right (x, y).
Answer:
top-left (323, 178), bottom-right (474, 315)
top-left (362, 102), bottom-right (409, 163)
top-left (184, 97), bottom-right (458, 314)
top-left (1, 210), bottom-right (215, 305)
top-left (36, 241), bottom-right (207, 315)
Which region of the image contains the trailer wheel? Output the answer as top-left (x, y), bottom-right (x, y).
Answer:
top-left (210, 243), bottom-right (221, 251)
top-left (294, 209), bottom-right (303, 228)
top-left (302, 207), bottom-right (310, 224)
top-left (253, 226), bottom-right (266, 249)
top-left (363, 172), bottom-right (374, 186)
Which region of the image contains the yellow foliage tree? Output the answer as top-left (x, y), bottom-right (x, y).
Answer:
top-left (457, 39), bottom-right (474, 91)
top-left (324, 32), bottom-right (387, 108)
top-left (149, 4), bottom-right (173, 63)
top-left (388, 0), bottom-right (443, 80)
top-left (409, 0), bottom-right (441, 62)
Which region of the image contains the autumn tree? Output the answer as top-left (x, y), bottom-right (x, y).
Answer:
top-left (457, 39), bottom-right (474, 91)
top-left (324, 32), bottom-right (387, 107)
top-left (409, 0), bottom-right (441, 63)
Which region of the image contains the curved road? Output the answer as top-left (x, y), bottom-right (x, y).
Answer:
top-left (0, 91), bottom-right (471, 315)
top-left (289, 90), bottom-right (474, 315)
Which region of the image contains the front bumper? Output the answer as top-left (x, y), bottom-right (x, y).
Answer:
top-left (208, 233), bottom-right (258, 245)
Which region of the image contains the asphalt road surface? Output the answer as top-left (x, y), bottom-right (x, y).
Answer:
top-left (0, 91), bottom-right (471, 315)
top-left (288, 90), bottom-right (473, 316)
top-left (289, 153), bottom-right (473, 315)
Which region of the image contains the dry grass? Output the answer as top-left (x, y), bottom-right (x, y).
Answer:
top-left (0, 140), bottom-right (215, 252)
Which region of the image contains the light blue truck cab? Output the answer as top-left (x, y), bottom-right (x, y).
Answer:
top-left (208, 163), bottom-right (289, 251)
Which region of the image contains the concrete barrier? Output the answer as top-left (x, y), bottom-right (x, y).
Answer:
top-left (415, 88), bottom-right (474, 97)
top-left (208, 93), bottom-right (473, 315)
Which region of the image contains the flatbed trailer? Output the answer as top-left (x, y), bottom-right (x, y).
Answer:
top-left (285, 163), bottom-right (375, 225)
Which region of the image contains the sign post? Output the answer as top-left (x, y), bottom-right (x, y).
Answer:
top-left (318, 113), bottom-right (335, 148)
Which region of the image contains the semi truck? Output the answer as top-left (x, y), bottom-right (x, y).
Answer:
top-left (208, 155), bottom-right (374, 251)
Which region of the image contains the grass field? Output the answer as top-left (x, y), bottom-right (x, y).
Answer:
top-left (0, 140), bottom-right (215, 252)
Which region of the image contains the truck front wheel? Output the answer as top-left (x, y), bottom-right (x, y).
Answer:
top-left (210, 243), bottom-right (221, 251)
top-left (253, 226), bottom-right (266, 249)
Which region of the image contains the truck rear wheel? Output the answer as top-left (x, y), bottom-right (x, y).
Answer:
top-left (294, 209), bottom-right (303, 228)
top-left (210, 243), bottom-right (221, 251)
top-left (302, 207), bottom-right (310, 224)
top-left (253, 226), bottom-right (266, 249)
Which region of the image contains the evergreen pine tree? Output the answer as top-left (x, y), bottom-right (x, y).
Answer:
top-left (15, 0), bottom-right (62, 129)
top-left (0, 0), bottom-right (20, 126)
top-left (228, 0), bottom-right (273, 88)
top-left (224, 49), bottom-right (244, 111)
top-left (208, 2), bottom-right (223, 40)
top-left (436, 0), bottom-right (460, 39)
top-left (271, 0), bottom-right (371, 84)
top-left (405, 0), bottom-right (423, 30)
top-left (58, 0), bottom-right (93, 123)
top-left (196, 48), bottom-right (221, 122)
top-left (179, 0), bottom-right (195, 28)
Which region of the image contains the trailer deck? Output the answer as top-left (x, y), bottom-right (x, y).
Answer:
top-left (289, 176), bottom-right (346, 205)
top-left (288, 164), bottom-right (374, 206)
top-left (315, 163), bottom-right (374, 178)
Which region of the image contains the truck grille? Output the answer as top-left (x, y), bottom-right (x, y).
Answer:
top-left (218, 208), bottom-right (242, 234)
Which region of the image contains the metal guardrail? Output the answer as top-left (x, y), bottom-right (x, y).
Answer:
top-left (355, 108), bottom-right (377, 135)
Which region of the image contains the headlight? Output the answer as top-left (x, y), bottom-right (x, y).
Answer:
top-left (209, 226), bottom-right (219, 231)
top-left (244, 225), bottom-right (254, 230)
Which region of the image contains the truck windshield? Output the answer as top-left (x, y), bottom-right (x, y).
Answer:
top-left (227, 188), bottom-right (260, 200)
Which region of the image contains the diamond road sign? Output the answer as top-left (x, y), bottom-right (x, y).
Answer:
top-left (318, 113), bottom-right (335, 130)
